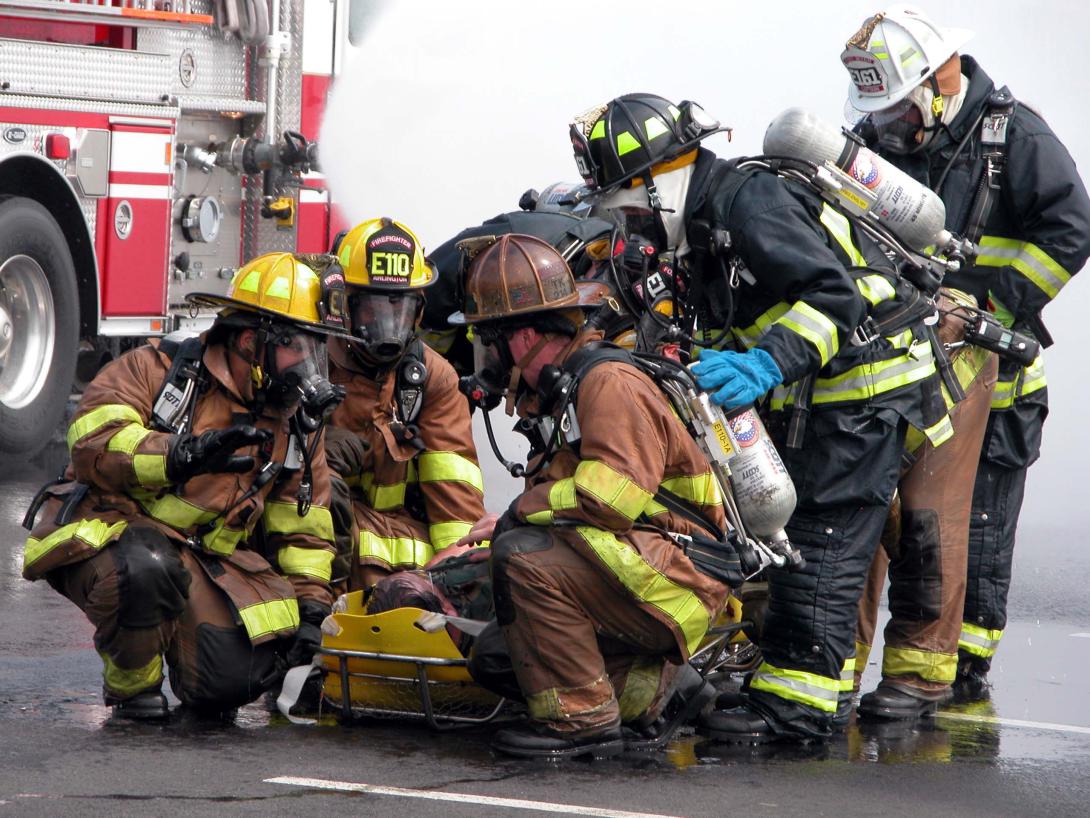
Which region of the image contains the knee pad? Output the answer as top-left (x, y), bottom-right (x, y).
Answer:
top-left (113, 525), bottom-right (191, 629)
top-left (170, 623), bottom-right (280, 710)
top-left (490, 528), bottom-right (553, 627)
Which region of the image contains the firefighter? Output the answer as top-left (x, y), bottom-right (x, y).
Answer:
top-left (452, 233), bottom-right (729, 760)
top-left (325, 217), bottom-right (486, 589)
top-left (570, 93), bottom-right (950, 742)
top-left (21, 252), bottom-right (349, 720)
top-left (841, 5), bottom-right (1090, 700)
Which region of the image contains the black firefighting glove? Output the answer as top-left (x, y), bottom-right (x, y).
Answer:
top-left (285, 600), bottom-right (331, 667)
top-left (166, 425), bottom-right (271, 483)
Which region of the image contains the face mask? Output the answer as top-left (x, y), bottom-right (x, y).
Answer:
top-left (470, 327), bottom-right (514, 400)
top-left (594, 163), bottom-right (694, 254)
top-left (349, 291), bottom-right (423, 364)
top-left (262, 327), bottom-right (331, 409)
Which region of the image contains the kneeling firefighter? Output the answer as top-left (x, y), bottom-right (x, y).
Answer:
top-left (21, 252), bottom-right (349, 719)
top-left (570, 93), bottom-right (954, 741)
top-left (325, 217), bottom-right (486, 589)
top-left (451, 233), bottom-right (734, 759)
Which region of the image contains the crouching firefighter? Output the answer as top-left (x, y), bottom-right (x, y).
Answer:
top-left (570, 93), bottom-right (952, 741)
top-left (450, 233), bottom-right (737, 759)
top-left (21, 252), bottom-right (349, 720)
top-left (326, 218), bottom-right (486, 589)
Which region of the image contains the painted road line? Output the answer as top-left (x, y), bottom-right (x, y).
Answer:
top-left (937, 712), bottom-right (1090, 736)
top-left (265, 776), bottom-right (685, 818)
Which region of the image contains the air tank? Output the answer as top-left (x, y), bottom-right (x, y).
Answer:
top-left (720, 404), bottom-right (796, 541)
top-left (763, 107), bottom-right (951, 253)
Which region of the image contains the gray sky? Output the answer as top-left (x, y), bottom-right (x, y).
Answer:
top-left (321, 1), bottom-right (1090, 529)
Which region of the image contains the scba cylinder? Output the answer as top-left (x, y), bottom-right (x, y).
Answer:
top-left (722, 406), bottom-right (796, 540)
top-left (762, 107), bottom-right (949, 253)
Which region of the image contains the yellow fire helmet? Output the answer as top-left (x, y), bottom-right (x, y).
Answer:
top-left (335, 217), bottom-right (438, 292)
top-left (187, 251), bottom-right (350, 337)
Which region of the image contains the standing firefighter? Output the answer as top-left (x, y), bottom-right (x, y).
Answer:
top-left (21, 253), bottom-right (348, 720)
top-left (571, 93), bottom-right (948, 741)
top-left (453, 234), bottom-right (728, 759)
top-left (326, 218), bottom-right (486, 589)
top-left (841, 5), bottom-right (1090, 699)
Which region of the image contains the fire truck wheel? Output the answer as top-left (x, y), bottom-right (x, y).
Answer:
top-left (0, 197), bottom-right (79, 456)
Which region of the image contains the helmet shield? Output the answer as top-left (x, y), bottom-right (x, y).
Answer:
top-left (349, 290), bottom-right (423, 363)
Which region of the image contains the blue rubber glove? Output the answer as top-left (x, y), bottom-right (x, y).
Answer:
top-left (691, 347), bottom-right (784, 409)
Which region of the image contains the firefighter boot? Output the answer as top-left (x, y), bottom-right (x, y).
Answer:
top-left (697, 705), bottom-right (778, 744)
top-left (491, 723), bottom-right (624, 760)
top-left (107, 688), bottom-right (169, 721)
top-left (858, 682), bottom-right (949, 721)
top-left (953, 653), bottom-right (991, 702)
top-left (624, 664), bottom-right (719, 750)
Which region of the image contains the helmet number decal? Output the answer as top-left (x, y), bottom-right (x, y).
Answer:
top-left (370, 251), bottom-right (411, 283)
top-left (848, 66), bottom-right (885, 93)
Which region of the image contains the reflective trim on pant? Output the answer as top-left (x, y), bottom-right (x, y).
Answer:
top-left (616, 657), bottom-right (665, 722)
top-left (23, 518), bottom-right (128, 573)
top-left (576, 526), bottom-right (709, 656)
top-left (882, 646), bottom-right (957, 683)
top-left (100, 651), bottom-right (163, 699)
top-left (959, 622), bottom-right (1003, 658)
top-left (749, 661), bottom-right (840, 713)
top-left (839, 656), bottom-right (856, 692)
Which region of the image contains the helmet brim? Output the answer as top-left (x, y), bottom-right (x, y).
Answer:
top-left (186, 291), bottom-right (354, 339)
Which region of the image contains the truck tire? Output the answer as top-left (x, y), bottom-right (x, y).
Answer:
top-left (0, 197), bottom-right (80, 456)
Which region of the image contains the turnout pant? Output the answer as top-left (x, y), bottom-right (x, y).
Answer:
top-left (47, 525), bottom-right (281, 710)
top-left (961, 382), bottom-right (1047, 674)
top-left (854, 348), bottom-right (997, 694)
top-left (748, 403), bottom-right (906, 738)
top-left (487, 527), bottom-right (680, 736)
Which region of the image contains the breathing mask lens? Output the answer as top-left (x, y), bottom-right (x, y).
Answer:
top-left (471, 329), bottom-right (512, 398)
top-left (264, 328), bottom-right (329, 408)
top-left (349, 291), bottom-right (423, 363)
top-left (871, 100), bottom-right (925, 154)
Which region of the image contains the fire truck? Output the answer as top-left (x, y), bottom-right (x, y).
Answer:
top-left (0, 0), bottom-right (367, 455)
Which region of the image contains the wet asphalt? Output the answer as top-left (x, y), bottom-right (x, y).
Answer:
top-left (2, 443), bottom-right (1089, 817)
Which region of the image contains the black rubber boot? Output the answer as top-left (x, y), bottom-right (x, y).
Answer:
top-left (858, 683), bottom-right (948, 721)
top-left (624, 665), bottom-right (719, 751)
top-left (108, 689), bottom-right (169, 721)
top-left (491, 724), bottom-right (624, 760)
top-left (953, 654), bottom-right (992, 702)
top-left (697, 706), bottom-right (778, 744)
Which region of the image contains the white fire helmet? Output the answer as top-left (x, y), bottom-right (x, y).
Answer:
top-left (841, 5), bottom-right (973, 114)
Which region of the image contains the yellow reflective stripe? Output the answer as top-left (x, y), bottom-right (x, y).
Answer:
top-left (107, 423), bottom-right (152, 456)
top-left (991, 354), bottom-right (1046, 410)
top-left (882, 646), bottom-right (957, 683)
top-left (749, 661), bottom-right (839, 712)
top-left (778, 301), bottom-right (839, 366)
top-left (359, 529), bottom-right (434, 569)
top-left (23, 518), bottom-right (128, 570)
top-left (921, 414), bottom-right (954, 448)
top-left (525, 509), bottom-right (553, 525)
top-left (237, 597), bottom-right (300, 641)
top-left (616, 130), bottom-right (641, 156)
top-left (418, 451), bottom-right (484, 493)
top-left (67, 404), bottom-right (143, 450)
top-left (959, 623), bottom-right (1003, 658)
top-left (264, 501), bottom-right (335, 543)
top-left (136, 491), bottom-right (216, 529)
top-left (576, 526), bottom-right (709, 655)
top-left (617, 657), bottom-right (664, 722)
top-left (855, 640), bottom-right (872, 675)
top-left (645, 472), bottom-right (723, 517)
top-left (277, 545), bottom-right (333, 581)
top-left (819, 203), bottom-right (867, 267)
top-left (199, 518), bottom-right (246, 556)
top-left (808, 342), bottom-right (935, 404)
top-left (855, 274), bottom-right (898, 306)
top-left (976, 236), bottom-right (1071, 300)
top-left (429, 521), bottom-right (473, 550)
top-left (368, 481), bottom-right (407, 511)
top-left (731, 302), bottom-right (790, 349)
top-left (100, 651), bottom-right (163, 698)
top-left (133, 454), bottom-right (169, 488)
top-left (574, 460), bottom-right (652, 521)
top-left (840, 657), bottom-right (856, 691)
top-left (526, 477), bottom-right (579, 525)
